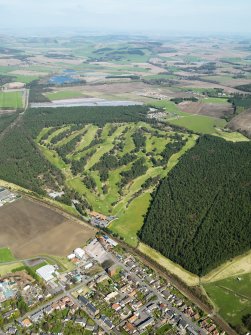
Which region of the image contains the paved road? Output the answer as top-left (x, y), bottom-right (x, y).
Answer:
top-left (111, 254), bottom-right (207, 335)
top-left (16, 271), bottom-right (114, 334)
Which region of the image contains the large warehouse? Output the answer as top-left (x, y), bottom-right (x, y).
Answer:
top-left (36, 265), bottom-right (56, 282)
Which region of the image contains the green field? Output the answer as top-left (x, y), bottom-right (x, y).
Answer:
top-left (45, 90), bottom-right (84, 100)
top-left (0, 91), bottom-right (23, 109)
top-left (204, 274), bottom-right (251, 328)
top-left (0, 247), bottom-right (16, 263)
top-left (169, 114), bottom-right (227, 134)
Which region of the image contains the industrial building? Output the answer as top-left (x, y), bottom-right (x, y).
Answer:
top-left (36, 265), bottom-right (56, 282)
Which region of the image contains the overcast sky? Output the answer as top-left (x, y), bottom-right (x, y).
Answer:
top-left (0, 0), bottom-right (251, 35)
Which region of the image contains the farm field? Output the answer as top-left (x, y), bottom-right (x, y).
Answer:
top-left (203, 274), bottom-right (251, 329)
top-left (0, 91), bottom-right (23, 109)
top-left (169, 114), bottom-right (227, 134)
top-left (0, 198), bottom-right (96, 259)
top-left (150, 99), bottom-right (236, 135)
top-left (45, 90), bottom-right (84, 100)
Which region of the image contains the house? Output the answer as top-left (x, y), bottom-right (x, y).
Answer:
top-left (112, 303), bottom-right (121, 312)
top-left (104, 291), bottom-right (118, 302)
top-left (128, 314), bottom-right (138, 323)
top-left (124, 322), bottom-right (137, 334)
top-left (43, 305), bottom-right (53, 314)
top-left (107, 265), bottom-right (118, 277)
top-left (84, 262), bottom-right (93, 270)
top-left (178, 319), bottom-right (188, 330)
top-left (75, 318), bottom-right (87, 327)
top-left (138, 317), bottom-right (154, 330)
top-left (85, 324), bottom-right (95, 332)
top-left (78, 295), bottom-right (99, 316)
top-left (166, 309), bottom-right (174, 320)
top-left (100, 315), bottom-right (114, 329)
top-left (7, 327), bottom-right (17, 334)
top-left (21, 318), bottom-right (32, 328)
top-left (30, 310), bottom-right (44, 322)
top-left (146, 302), bottom-right (158, 312)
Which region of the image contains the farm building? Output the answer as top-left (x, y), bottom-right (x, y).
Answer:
top-left (48, 191), bottom-right (64, 199)
top-left (0, 188), bottom-right (17, 206)
top-left (67, 253), bottom-right (75, 260)
top-left (2, 82), bottom-right (25, 90)
top-left (85, 239), bottom-right (110, 263)
top-left (74, 248), bottom-right (85, 260)
top-left (36, 265), bottom-right (56, 282)
top-left (84, 262), bottom-right (93, 270)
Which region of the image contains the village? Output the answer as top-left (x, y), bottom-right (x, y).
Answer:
top-left (0, 232), bottom-right (226, 335)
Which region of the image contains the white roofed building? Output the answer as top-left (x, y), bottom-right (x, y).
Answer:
top-left (74, 248), bottom-right (86, 260)
top-left (36, 265), bottom-right (56, 282)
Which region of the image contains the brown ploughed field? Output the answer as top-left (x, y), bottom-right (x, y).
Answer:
top-left (0, 198), bottom-right (95, 259)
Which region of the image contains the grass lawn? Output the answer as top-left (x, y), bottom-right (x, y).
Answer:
top-left (204, 273), bottom-right (251, 327)
top-left (45, 90), bottom-right (84, 100)
top-left (0, 247), bottom-right (16, 263)
top-left (0, 91), bottom-right (23, 109)
top-left (138, 243), bottom-right (199, 286)
top-left (109, 192), bottom-right (152, 247)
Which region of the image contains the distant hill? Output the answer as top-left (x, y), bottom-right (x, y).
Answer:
top-left (139, 135), bottom-right (251, 276)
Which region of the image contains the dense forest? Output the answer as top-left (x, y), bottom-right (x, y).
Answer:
top-left (0, 112), bottom-right (18, 134)
top-left (139, 135), bottom-right (251, 275)
top-left (24, 105), bottom-right (150, 137)
top-left (0, 125), bottom-right (63, 194)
